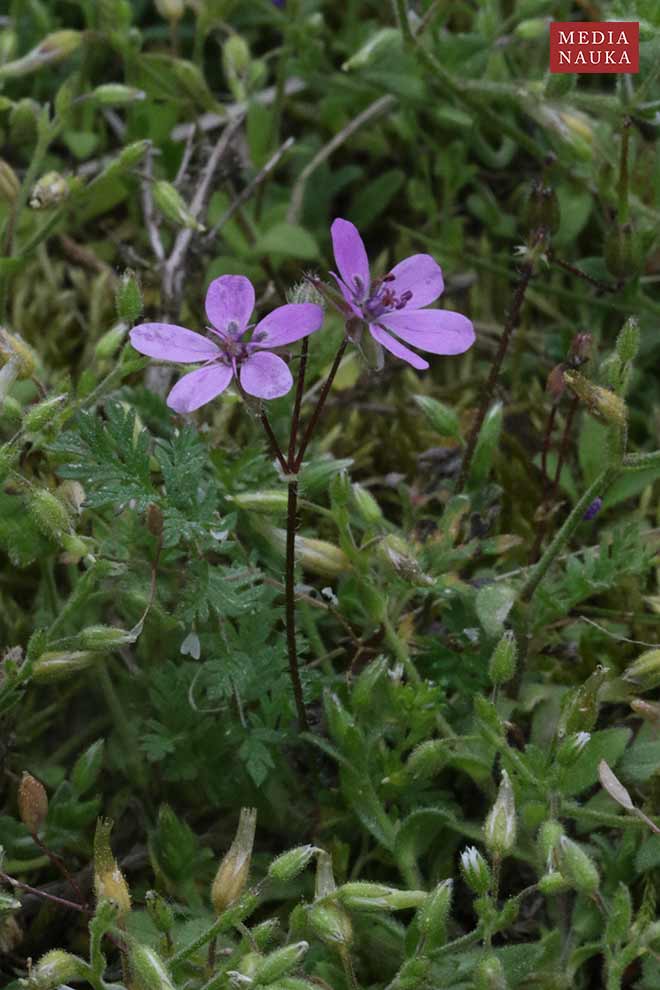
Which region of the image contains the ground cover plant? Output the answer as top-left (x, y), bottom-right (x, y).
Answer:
top-left (1, 1), bottom-right (660, 988)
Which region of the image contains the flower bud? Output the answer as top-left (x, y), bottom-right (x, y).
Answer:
top-left (23, 394), bottom-right (67, 433)
top-left (378, 534), bottom-right (432, 586)
top-left (0, 159), bottom-right (19, 203)
top-left (484, 770), bottom-right (517, 858)
top-left (329, 469), bottom-right (351, 508)
top-left (104, 139), bottom-right (151, 180)
top-left (0, 328), bottom-right (37, 378)
top-left (211, 807), bottom-right (257, 915)
top-left (352, 483), bottom-right (382, 526)
top-left (514, 17), bottom-right (550, 40)
top-left (616, 317), bottom-right (640, 364)
top-left (79, 625), bottom-right (135, 650)
top-left (307, 901), bottom-right (353, 947)
top-left (32, 649), bottom-right (100, 681)
top-left (416, 879), bottom-right (452, 949)
top-left (25, 950), bottom-right (86, 990)
top-left (128, 943), bottom-right (175, 990)
top-left (488, 631), bottom-right (517, 687)
top-left (556, 836), bottom-right (599, 894)
top-left (414, 394), bottom-right (461, 439)
top-left (114, 267), bottom-right (143, 322)
top-left (475, 955), bottom-right (508, 990)
top-left (253, 942), bottom-right (309, 984)
top-left (0, 31), bottom-right (83, 80)
top-left (525, 179), bottom-right (560, 235)
top-left (538, 820), bottom-right (564, 867)
top-left (563, 371), bottom-right (626, 427)
top-left (9, 99), bottom-right (39, 145)
top-left (91, 84), bottom-right (146, 106)
top-left (29, 489), bottom-right (71, 542)
top-left (342, 28), bottom-right (401, 71)
top-left (405, 739), bottom-right (449, 781)
top-left (605, 884), bottom-right (632, 947)
top-left (287, 278), bottom-right (325, 307)
top-left (338, 882), bottom-right (427, 912)
top-left (94, 818), bottom-right (131, 916)
top-left (29, 171), bottom-right (70, 209)
top-left (557, 665), bottom-right (608, 738)
top-left (18, 772), bottom-right (48, 833)
top-left (630, 698), bottom-right (660, 725)
top-left (153, 180), bottom-right (204, 231)
top-left (266, 525), bottom-right (350, 576)
top-left (605, 223), bottom-right (641, 280)
top-left (268, 845), bottom-right (318, 883)
top-left (623, 649), bottom-right (660, 693)
top-left (229, 490), bottom-right (289, 513)
top-left (95, 323), bottom-right (127, 360)
top-left (556, 732), bottom-right (591, 767)
top-left (582, 497), bottom-right (602, 521)
top-left (460, 846), bottom-right (491, 895)
top-left (155, 0), bottom-right (185, 20)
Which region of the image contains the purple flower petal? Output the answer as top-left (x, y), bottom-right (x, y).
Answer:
top-left (330, 272), bottom-right (362, 318)
top-left (205, 275), bottom-right (255, 332)
top-left (388, 254), bottom-right (444, 309)
top-left (253, 303), bottom-right (324, 348)
top-left (369, 324), bottom-right (429, 371)
top-left (130, 323), bottom-right (220, 363)
top-left (331, 218), bottom-right (370, 300)
top-left (378, 308), bottom-right (475, 355)
top-left (239, 351), bottom-right (293, 399)
top-left (166, 363), bottom-right (233, 413)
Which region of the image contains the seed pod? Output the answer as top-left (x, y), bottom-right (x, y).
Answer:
top-left (211, 807), bottom-right (257, 915)
top-left (563, 371), bottom-right (626, 427)
top-left (94, 818), bottom-right (131, 916)
top-left (18, 772), bottom-right (48, 833)
top-left (556, 836), bottom-right (599, 894)
top-left (25, 950), bottom-right (86, 990)
top-left (268, 845), bottom-right (318, 883)
top-left (488, 631), bottom-right (518, 686)
top-left (338, 882), bottom-right (428, 912)
top-left (460, 846), bottom-right (491, 895)
top-left (484, 770), bottom-right (517, 858)
top-left (153, 180), bottom-right (204, 231)
top-left (128, 943), bottom-right (175, 990)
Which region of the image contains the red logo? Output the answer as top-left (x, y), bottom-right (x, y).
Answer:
top-left (550, 21), bottom-right (639, 73)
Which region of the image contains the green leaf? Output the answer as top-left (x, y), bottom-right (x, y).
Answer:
top-left (414, 395), bottom-right (461, 441)
top-left (475, 583), bottom-right (516, 637)
top-left (350, 169), bottom-right (405, 229)
top-left (71, 739), bottom-right (105, 795)
top-left (257, 222), bottom-right (319, 260)
top-left (558, 728), bottom-right (631, 797)
top-left (468, 402), bottom-right (502, 486)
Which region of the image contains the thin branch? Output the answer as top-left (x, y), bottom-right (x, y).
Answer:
top-left (140, 146), bottom-right (165, 263)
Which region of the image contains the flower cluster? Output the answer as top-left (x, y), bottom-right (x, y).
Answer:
top-left (130, 219), bottom-right (475, 412)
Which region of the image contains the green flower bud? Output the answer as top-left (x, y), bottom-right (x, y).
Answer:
top-left (95, 323), bottom-right (127, 360)
top-left (266, 525), bottom-right (351, 576)
top-left (0, 31), bottom-right (83, 80)
top-left (25, 950), bottom-right (86, 990)
top-left (514, 17), bottom-right (550, 40)
top-left (29, 171), bottom-right (70, 209)
top-left (525, 179), bottom-right (560, 235)
top-left (342, 27), bottom-right (401, 71)
top-left (378, 534), bottom-right (432, 586)
top-left (352, 483), bottom-right (383, 526)
top-left (0, 159), bottom-right (20, 203)
top-left (538, 871), bottom-right (570, 895)
top-left (538, 820), bottom-right (564, 867)
top-left (145, 891), bottom-right (174, 934)
top-left (18, 772), bottom-right (48, 834)
top-left (211, 807), bottom-right (257, 915)
top-left (94, 818), bottom-right (131, 916)
top-left (268, 845), bottom-right (318, 883)
top-left (79, 625), bottom-right (135, 650)
top-left (414, 394), bottom-right (461, 440)
top-left (24, 394), bottom-right (67, 433)
top-left (229, 490), bottom-right (289, 513)
top-left (475, 955), bottom-right (508, 990)
top-left (115, 268), bottom-right (143, 323)
top-left (405, 739), bottom-right (449, 781)
top-left (417, 879), bottom-right (452, 950)
top-left (488, 631), bottom-right (518, 686)
top-left (557, 666), bottom-right (609, 738)
top-left (91, 84), bottom-right (146, 106)
top-left (116, 139), bottom-right (151, 172)
top-left (338, 882), bottom-right (428, 912)
top-left (153, 180), bottom-right (204, 231)
top-left (0, 328), bottom-right (37, 378)
top-left (307, 901), bottom-right (353, 947)
top-left (9, 99), bottom-right (40, 145)
top-left (155, 0), bottom-right (185, 20)
top-left (605, 223), bottom-right (641, 280)
top-left (253, 942), bottom-right (309, 984)
top-left (287, 278), bottom-right (325, 307)
top-left (616, 317), bottom-right (640, 364)
top-left (485, 770), bottom-right (517, 858)
top-left (2, 396), bottom-right (22, 423)
top-left (557, 836), bottom-right (599, 894)
top-left (605, 884), bottom-right (632, 947)
top-left (128, 943), bottom-right (175, 990)
top-left (623, 649), bottom-right (660, 692)
top-left (460, 846), bottom-right (491, 895)
top-left (32, 650), bottom-right (101, 681)
top-left (30, 489), bottom-right (71, 542)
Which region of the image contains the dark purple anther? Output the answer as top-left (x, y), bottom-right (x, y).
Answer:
top-left (583, 497), bottom-right (603, 520)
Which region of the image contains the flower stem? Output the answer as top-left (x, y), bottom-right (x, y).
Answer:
top-left (455, 264), bottom-right (532, 491)
top-left (285, 477), bottom-right (308, 731)
top-left (259, 410), bottom-right (288, 474)
top-left (294, 336), bottom-right (348, 470)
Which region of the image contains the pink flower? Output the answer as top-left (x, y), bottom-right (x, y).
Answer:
top-left (129, 275), bottom-right (324, 413)
top-left (330, 218), bottom-right (475, 370)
